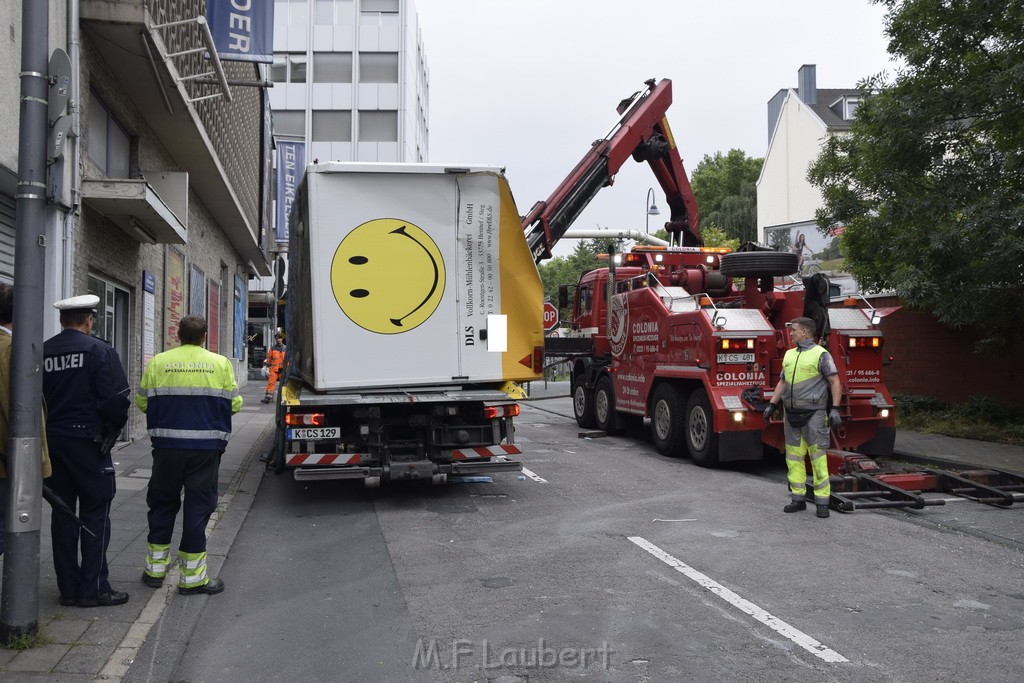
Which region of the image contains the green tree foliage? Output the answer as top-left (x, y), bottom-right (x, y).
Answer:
top-left (690, 149), bottom-right (763, 243)
top-left (808, 0), bottom-right (1024, 349)
top-left (537, 240), bottom-right (603, 319)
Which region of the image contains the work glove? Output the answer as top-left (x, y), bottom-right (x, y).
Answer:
top-left (828, 409), bottom-right (842, 428)
top-left (763, 404), bottom-right (777, 421)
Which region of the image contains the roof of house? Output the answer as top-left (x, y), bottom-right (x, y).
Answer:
top-left (808, 88), bottom-right (867, 131)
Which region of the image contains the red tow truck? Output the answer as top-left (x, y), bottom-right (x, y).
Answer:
top-left (523, 78), bottom-right (897, 467)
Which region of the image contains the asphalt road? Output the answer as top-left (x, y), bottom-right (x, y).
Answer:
top-left (147, 396), bottom-right (1023, 682)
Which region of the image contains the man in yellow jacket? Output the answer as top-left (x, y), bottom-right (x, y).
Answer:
top-left (136, 315), bottom-right (242, 595)
top-left (763, 316), bottom-right (842, 519)
top-left (0, 282), bottom-right (52, 557)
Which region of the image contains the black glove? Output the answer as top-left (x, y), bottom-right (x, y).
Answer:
top-left (763, 404), bottom-right (777, 421)
top-left (828, 409), bottom-right (842, 428)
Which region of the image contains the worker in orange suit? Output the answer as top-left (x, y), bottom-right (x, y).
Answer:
top-left (261, 334), bottom-right (285, 403)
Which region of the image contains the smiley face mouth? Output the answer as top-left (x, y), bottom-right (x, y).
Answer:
top-left (347, 225), bottom-right (440, 327)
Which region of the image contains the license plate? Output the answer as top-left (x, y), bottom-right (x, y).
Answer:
top-left (287, 427), bottom-right (340, 440)
top-left (717, 353), bottom-right (755, 364)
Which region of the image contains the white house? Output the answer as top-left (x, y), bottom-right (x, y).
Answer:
top-left (756, 65), bottom-right (863, 275)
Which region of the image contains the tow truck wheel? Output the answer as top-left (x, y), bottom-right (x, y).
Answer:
top-left (686, 389), bottom-right (721, 467)
top-left (572, 377), bottom-right (597, 429)
top-left (650, 384), bottom-right (686, 457)
top-left (719, 251), bottom-right (799, 277)
top-left (594, 376), bottom-right (620, 435)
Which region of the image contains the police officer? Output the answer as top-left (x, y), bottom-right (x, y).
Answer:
top-left (763, 316), bottom-right (842, 519)
top-left (136, 315), bottom-right (242, 595)
top-left (43, 294), bottom-right (131, 607)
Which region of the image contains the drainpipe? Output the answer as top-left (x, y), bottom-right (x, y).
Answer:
top-left (62, 0), bottom-right (81, 303)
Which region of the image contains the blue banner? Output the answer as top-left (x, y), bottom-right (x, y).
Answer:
top-left (206, 0), bottom-right (274, 63)
top-left (275, 139), bottom-right (305, 243)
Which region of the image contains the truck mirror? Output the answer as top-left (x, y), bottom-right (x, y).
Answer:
top-left (558, 285), bottom-right (569, 309)
top-left (871, 312), bottom-right (882, 326)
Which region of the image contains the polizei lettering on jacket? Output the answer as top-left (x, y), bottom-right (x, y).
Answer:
top-left (164, 361), bottom-right (216, 373)
top-left (44, 353), bottom-right (85, 372)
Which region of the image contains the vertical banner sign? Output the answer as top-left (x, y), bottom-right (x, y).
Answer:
top-left (206, 0), bottom-right (275, 63)
top-left (190, 265), bottom-right (207, 317)
top-left (164, 247), bottom-right (186, 350)
top-left (142, 271), bottom-right (157, 365)
top-left (208, 280), bottom-right (221, 353)
top-left (275, 139), bottom-right (305, 243)
top-left (233, 275), bottom-right (245, 359)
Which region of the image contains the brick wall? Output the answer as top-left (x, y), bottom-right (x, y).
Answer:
top-left (851, 296), bottom-right (1024, 409)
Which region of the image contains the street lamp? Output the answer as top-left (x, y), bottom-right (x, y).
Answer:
top-left (645, 188), bottom-right (660, 234)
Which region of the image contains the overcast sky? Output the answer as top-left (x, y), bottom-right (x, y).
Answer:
top-left (414, 0), bottom-right (895, 256)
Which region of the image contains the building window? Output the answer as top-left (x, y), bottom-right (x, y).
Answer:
top-left (271, 54), bottom-right (309, 83)
top-left (845, 98), bottom-right (861, 120)
top-left (358, 52), bottom-right (399, 83)
top-left (274, 111), bottom-right (306, 137)
top-left (358, 110), bottom-right (397, 142)
top-left (362, 0), bottom-right (398, 12)
top-left (276, 0), bottom-right (309, 25)
top-left (313, 53), bottom-right (353, 83)
top-left (87, 90), bottom-right (131, 178)
top-left (87, 273), bottom-right (129, 373)
top-left (313, 110), bottom-right (352, 142)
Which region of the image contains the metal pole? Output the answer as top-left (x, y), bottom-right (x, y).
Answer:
top-left (1, 0), bottom-right (49, 642)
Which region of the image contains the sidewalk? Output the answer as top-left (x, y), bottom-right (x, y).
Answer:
top-left (0, 381), bottom-right (275, 680)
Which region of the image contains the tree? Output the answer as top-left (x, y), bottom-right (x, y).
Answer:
top-left (808, 0), bottom-right (1024, 349)
top-left (537, 240), bottom-right (603, 319)
top-left (690, 149), bottom-right (763, 243)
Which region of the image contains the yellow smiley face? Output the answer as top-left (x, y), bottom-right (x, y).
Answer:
top-left (330, 218), bottom-right (446, 334)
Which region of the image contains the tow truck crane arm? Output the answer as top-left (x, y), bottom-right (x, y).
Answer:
top-left (522, 78), bottom-right (701, 263)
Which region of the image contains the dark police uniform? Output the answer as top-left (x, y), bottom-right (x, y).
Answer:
top-left (43, 295), bottom-right (131, 606)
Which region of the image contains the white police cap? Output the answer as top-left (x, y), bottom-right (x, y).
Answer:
top-left (53, 294), bottom-right (100, 313)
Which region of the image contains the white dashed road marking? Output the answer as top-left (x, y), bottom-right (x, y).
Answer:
top-left (521, 467), bottom-right (547, 483)
top-left (628, 536), bottom-right (849, 664)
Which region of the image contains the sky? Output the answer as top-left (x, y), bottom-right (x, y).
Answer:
top-left (414, 0), bottom-right (896, 257)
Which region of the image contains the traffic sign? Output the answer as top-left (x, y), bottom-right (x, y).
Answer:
top-left (543, 302), bottom-right (559, 331)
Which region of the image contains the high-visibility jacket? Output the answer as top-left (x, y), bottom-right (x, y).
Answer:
top-left (135, 343), bottom-right (242, 450)
top-left (779, 343), bottom-right (834, 411)
top-left (264, 344), bottom-right (284, 372)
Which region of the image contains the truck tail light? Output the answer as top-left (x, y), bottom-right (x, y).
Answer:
top-left (484, 404), bottom-right (520, 419)
top-left (533, 346), bottom-right (544, 372)
top-left (285, 412), bottom-right (326, 426)
top-left (848, 336), bottom-right (882, 349)
top-left (719, 338), bottom-right (755, 351)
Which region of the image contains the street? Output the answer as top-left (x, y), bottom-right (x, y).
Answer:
top-left (131, 394), bottom-right (1023, 682)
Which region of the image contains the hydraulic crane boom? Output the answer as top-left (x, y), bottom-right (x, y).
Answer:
top-left (522, 78), bottom-right (701, 263)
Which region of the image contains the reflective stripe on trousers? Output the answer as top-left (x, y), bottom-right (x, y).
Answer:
top-left (786, 441), bottom-right (831, 504)
top-left (178, 549), bottom-right (210, 587)
top-left (144, 542), bottom-right (171, 578)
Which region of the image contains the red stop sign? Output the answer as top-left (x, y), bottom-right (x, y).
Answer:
top-left (543, 302), bottom-right (559, 331)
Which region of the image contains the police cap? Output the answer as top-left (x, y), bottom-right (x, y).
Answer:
top-left (53, 294), bottom-right (99, 315)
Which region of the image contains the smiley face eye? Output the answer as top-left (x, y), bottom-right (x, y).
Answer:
top-left (349, 256), bottom-right (368, 265)
top-left (350, 289), bottom-right (369, 298)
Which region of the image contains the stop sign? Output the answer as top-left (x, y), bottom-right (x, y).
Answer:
top-left (543, 302), bottom-right (559, 331)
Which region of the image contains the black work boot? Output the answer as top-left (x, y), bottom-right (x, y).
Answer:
top-left (783, 500), bottom-right (807, 513)
top-left (816, 504), bottom-right (830, 518)
top-left (261, 393), bottom-right (272, 404)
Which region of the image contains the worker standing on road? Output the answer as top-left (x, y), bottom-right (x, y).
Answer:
top-left (763, 316), bottom-right (842, 519)
top-left (43, 294), bottom-right (132, 607)
top-left (136, 315), bottom-right (242, 596)
top-left (261, 333), bottom-right (285, 403)
top-left (0, 282), bottom-right (53, 558)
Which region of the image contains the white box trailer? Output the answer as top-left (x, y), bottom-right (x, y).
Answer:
top-left (271, 163), bottom-right (543, 485)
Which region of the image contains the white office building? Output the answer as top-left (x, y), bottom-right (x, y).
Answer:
top-left (270, 0), bottom-right (429, 164)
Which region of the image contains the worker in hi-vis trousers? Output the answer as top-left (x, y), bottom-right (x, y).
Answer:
top-left (261, 334), bottom-right (285, 403)
top-left (762, 316), bottom-right (842, 519)
top-left (136, 315), bottom-right (242, 595)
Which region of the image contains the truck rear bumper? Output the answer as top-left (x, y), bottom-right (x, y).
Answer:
top-left (291, 458), bottom-right (523, 482)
